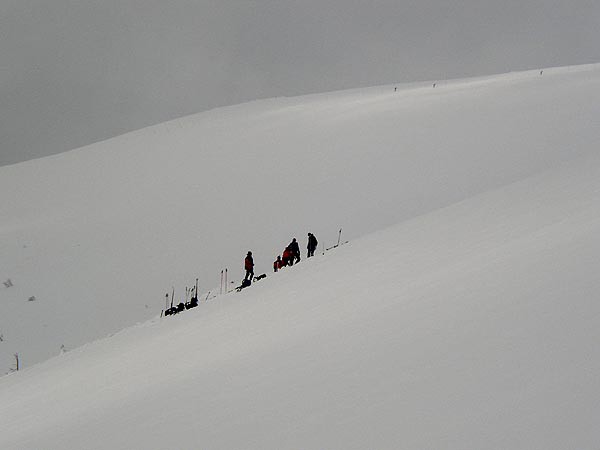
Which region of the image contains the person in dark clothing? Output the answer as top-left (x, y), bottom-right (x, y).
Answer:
top-left (244, 251), bottom-right (254, 281)
top-left (289, 238), bottom-right (300, 265)
top-left (307, 232), bottom-right (318, 257)
top-left (273, 255), bottom-right (282, 272)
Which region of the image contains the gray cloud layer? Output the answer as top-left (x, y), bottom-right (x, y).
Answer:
top-left (1, 0), bottom-right (599, 166)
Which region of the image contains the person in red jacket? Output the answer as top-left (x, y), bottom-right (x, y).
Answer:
top-left (244, 251), bottom-right (254, 281)
top-left (282, 247), bottom-right (292, 266)
top-left (273, 256), bottom-right (282, 272)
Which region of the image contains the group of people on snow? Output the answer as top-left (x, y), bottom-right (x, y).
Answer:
top-left (273, 233), bottom-right (318, 272)
top-left (242, 233), bottom-right (319, 286)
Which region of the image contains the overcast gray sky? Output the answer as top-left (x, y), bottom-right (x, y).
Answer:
top-left (1, 0), bottom-right (599, 166)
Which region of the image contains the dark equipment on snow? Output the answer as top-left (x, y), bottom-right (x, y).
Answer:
top-left (163, 281), bottom-right (202, 317)
top-left (186, 279), bottom-right (199, 309)
top-left (253, 273), bottom-right (267, 282)
top-left (164, 290), bottom-right (176, 316)
top-left (325, 228), bottom-right (348, 251)
top-left (236, 278), bottom-right (251, 292)
top-left (185, 297), bottom-right (198, 309)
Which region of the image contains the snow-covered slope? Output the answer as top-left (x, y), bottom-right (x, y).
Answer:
top-left (1, 149), bottom-right (600, 449)
top-left (1, 64), bottom-right (599, 375)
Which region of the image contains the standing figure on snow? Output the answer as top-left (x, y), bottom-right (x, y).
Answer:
top-left (282, 247), bottom-right (292, 266)
top-left (307, 232), bottom-right (318, 257)
top-left (289, 238), bottom-right (301, 265)
top-left (273, 255), bottom-right (283, 272)
top-left (244, 251), bottom-right (254, 281)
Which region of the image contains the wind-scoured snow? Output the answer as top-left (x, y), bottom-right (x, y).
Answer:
top-left (1, 64), bottom-right (600, 448)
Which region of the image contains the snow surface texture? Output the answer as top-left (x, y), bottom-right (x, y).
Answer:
top-left (1, 65), bottom-right (600, 448)
top-left (1, 64), bottom-right (599, 369)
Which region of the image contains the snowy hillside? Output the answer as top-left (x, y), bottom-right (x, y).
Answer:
top-left (2, 65), bottom-right (599, 372)
top-left (0, 59), bottom-right (598, 360)
top-left (1, 145), bottom-right (600, 448)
